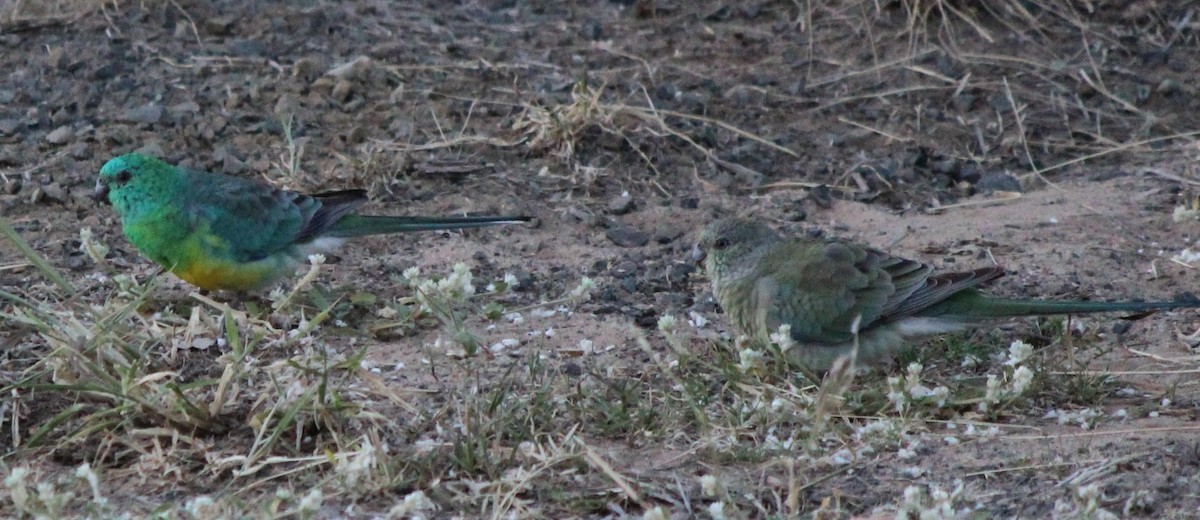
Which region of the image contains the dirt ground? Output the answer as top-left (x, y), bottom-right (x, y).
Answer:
top-left (4, 0), bottom-right (1200, 518)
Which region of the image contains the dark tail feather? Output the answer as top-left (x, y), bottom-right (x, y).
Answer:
top-left (325, 214), bottom-right (531, 237)
top-left (920, 289), bottom-right (1200, 319)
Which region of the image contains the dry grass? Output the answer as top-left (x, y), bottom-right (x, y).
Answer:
top-left (360, 0), bottom-right (1200, 199)
top-left (760, 0), bottom-right (1200, 198)
top-left (0, 233), bottom-right (1141, 517)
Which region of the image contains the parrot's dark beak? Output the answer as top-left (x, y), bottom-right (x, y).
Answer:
top-left (691, 244), bottom-right (706, 265)
top-left (92, 179), bottom-right (110, 205)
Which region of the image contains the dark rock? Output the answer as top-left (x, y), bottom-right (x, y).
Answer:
top-left (90, 63), bottom-right (117, 80)
top-left (205, 16), bottom-right (236, 36)
top-left (620, 276), bottom-right (637, 293)
top-left (606, 225), bottom-right (650, 248)
top-left (562, 362), bottom-right (583, 377)
top-left (632, 306), bottom-right (659, 328)
top-left (704, 5), bottom-right (732, 21)
top-left (668, 262), bottom-right (695, 283)
top-left (66, 253), bottom-right (87, 271)
top-left (807, 185), bottom-right (834, 209)
top-left (582, 20), bottom-right (603, 40)
top-left (507, 268), bottom-right (536, 291)
top-left (956, 163), bottom-right (983, 184)
top-left (930, 158), bottom-right (957, 176)
top-left (976, 171), bottom-right (1022, 193)
top-left (590, 259), bottom-right (609, 275)
top-left (655, 83), bottom-right (680, 102)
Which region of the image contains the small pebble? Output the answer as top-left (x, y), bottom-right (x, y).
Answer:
top-left (122, 103), bottom-right (163, 125)
top-left (45, 126), bottom-right (73, 144)
top-left (40, 182), bottom-right (67, 203)
top-left (292, 56), bottom-right (324, 83)
top-left (0, 119), bottom-right (20, 136)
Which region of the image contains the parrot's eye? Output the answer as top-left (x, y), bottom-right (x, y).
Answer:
top-left (713, 237), bottom-right (731, 250)
top-left (114, 170), bottom-right (132, 184)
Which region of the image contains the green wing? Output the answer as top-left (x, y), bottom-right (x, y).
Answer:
top-left (757, 238), bottom-right (1002, 344)
top-left (180, 168), bottom-right (365, 262)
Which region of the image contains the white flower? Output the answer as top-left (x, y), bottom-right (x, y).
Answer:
top-left (657, 314), bottom-right (678, 333)
top-left (707, 501), bottom-right (727, 520)
top-left (699, 475), bottom-right (720, 497)
top-left (389, 490), bottom-right (436, 517)
top-left (185, 496), bottom-right (217, 518)
top-left (1009, 366), bottom-right (1034, 395)
top-left (568, 276), bottom-right (595, 301)
top-left (1173, 205), bottom-right (1200, 222)
top-left (1173, 249), bottom-right (1200, 264)
top-left (298, 488), bottom-right (323, 513)
top-left (1005, 340), bottom-right (1034, 366)
top-left (5, 467), bottom-right (30, 511)
top-left (768, 324), bottom-right (795, 353)
top-left (642, 506), bottom-right (669, 520)
top-left (436, 263), bottom-right (475, 300)
top-left (737, 348), bottom-right (764, 372)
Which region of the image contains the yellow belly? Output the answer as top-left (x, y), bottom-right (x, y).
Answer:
top-left (173, 257), bottom-right (279, 291)
top-left (169, 235), bottom-right (285, 292)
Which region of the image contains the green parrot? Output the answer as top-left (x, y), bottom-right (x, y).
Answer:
top-left (693, 217), bottom-right (1198, 370)
top-left (94, 153), bottom-right (529, 291)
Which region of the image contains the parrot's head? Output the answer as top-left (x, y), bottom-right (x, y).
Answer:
top-left (693, 218), bottom-right (781, 281)
top-left (95, 153), bottom-right (176, 218)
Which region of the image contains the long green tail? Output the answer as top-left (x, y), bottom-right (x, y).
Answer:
top-left (921, 289), bottom-right (1200, 318)
top-left (326, 214), bottom-right (531, 237)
